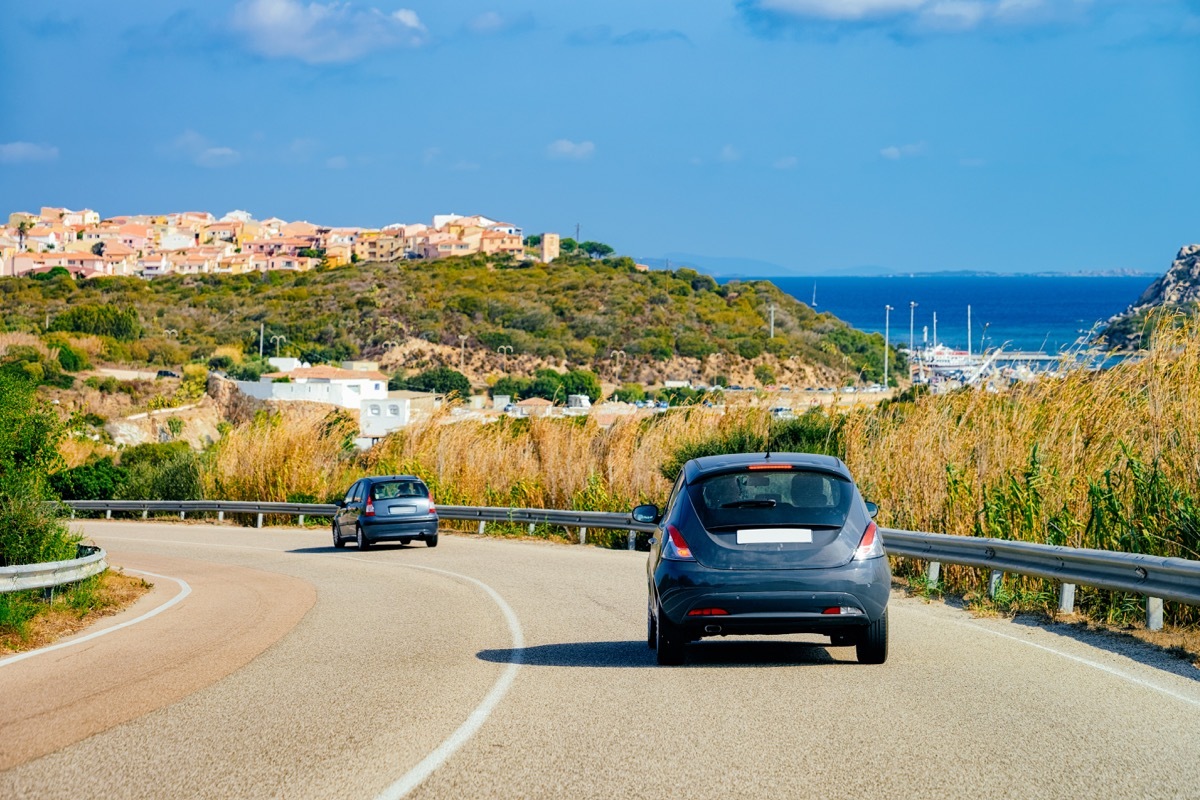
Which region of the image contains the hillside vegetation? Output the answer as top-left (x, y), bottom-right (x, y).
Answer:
top-left (0, 255), bottom-right (898, 385)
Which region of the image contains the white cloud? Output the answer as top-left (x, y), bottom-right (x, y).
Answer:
top-left (748, 0), bottom-right (1094, 31)
top-left (881, 142), bottom-right (926, 159)
top-left (0, 141), bottom-right (59, 164)
top-left (547, 139), bottom-right (595, 160)
top-left (719, 144), bottom-right (742, 162)
top-left (773, 155), bottom-right (799, 169)
top-left (164, 130), bottom-right (241, 168)
top-left (326, 155), bottom-right (349, 169)
top-left (231, 0), bottom-right (427, 64)
top-left (468, 11), bottom-right (505, 34)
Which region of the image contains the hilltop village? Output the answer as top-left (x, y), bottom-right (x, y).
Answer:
top-left (0, 207), bottom-right (571, 279)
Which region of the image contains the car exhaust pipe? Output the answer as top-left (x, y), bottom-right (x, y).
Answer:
top-left (704, 624), bottom-right (722, 634)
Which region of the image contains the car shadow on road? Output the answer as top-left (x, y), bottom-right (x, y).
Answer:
top-left (287, 545), bottom-right (420, 554)
top-left (477, 640), bottom-right (852, 668)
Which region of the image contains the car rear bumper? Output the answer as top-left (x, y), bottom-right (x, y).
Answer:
top-left (653, 556), bottom-right (890, 635)
top-left (360, 517), bottom-right (438, 542)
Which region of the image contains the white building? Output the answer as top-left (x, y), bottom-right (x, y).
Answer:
top-left (358, 390), bottom-right (443, 448)
top-left (237, 366), bottom-right (388, 409)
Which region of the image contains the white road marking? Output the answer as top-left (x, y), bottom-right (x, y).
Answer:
top-left (335, 557), bottom-right (526, 800)
top-left (0, 569), bottom-right (191, 669)
top-left (941, 614), bottom-right (1200, 710)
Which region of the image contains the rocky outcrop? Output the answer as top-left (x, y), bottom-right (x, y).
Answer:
top-left (1104, 245), bottom-right (1200, 349)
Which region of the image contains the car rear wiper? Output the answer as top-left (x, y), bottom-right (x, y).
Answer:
top-left (720, 499), bottom-right (777, 508)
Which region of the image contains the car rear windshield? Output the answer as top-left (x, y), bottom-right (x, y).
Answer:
top-left (371, 480), bottom-right (428, 500)
top-left (688, 469), bottom-right (853, 528)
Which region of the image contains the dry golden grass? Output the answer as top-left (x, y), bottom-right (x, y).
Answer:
top-left (0, 570), bottom-right (152, 654)
top-left (0, 332), bottom-right (50, 358)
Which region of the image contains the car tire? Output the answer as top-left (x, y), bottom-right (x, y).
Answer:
top-left (856, 608), bottom-right (888, 664)
top-left (357, 525), bottom-right (370, 551)
top-left (647, 598), bottom-right (657, 650)
top-left (332, 522), bottom-right (345, 549)
top-left (425, 533), bottom-right (438, 548)
top-left (655, 604), bottom-right (685, 666)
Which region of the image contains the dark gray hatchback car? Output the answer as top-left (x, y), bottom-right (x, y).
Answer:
top-left (635, 452), bottom-right (889, 666)
top-left (333, 475), bottom-right (438, 549)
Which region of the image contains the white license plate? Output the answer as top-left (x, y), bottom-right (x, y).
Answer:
top-left (388, 505), bottom-right (417, 515)
top-left (736, 528), bottom-right (813, 544)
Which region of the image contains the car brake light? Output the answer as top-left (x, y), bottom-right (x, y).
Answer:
top-left (688, 608), bottom-right (729, 616)
top-left (365, 500), bottom-right (375, 517)
top-left (663, 524), bottom-right (694, 561)
top-left (747, 464), bottom-right (792, 470)
top-left (853, 521), bottom-right (883, 560)
top-left (428, 492), bottom-right (436, 514)
top-left (823, 606), bottom-right (865, 615)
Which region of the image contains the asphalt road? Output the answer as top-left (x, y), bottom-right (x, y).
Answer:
top-left (2, 520), bottom-right (1199, 800)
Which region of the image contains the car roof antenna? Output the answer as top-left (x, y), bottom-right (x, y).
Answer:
top-left (764, 419), bottom-right (772, 460)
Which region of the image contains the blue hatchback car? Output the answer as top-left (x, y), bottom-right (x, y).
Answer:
top-left (333, 475), bottom-right (438, 550)
top-left (634, 452), bottom-right (889, 665)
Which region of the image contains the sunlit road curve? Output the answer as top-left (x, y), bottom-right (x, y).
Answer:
top-left (2, 520), bottom-right (1199, 799)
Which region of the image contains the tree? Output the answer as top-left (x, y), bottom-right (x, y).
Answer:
top-left (396, 366), bottom-right (471, 396)
top-left (91, 241), bottom-right (106, 256)
top-left (523, 234), bottom-right (542, 247)
top-left (579, 241), bottom-right (614, 259)
top-left (16, 219), bottom-right (32, 252)
top-left (560, 238), bottom-right (579, 254)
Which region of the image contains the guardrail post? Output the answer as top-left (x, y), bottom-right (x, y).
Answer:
top-left (579, 527), bottom-right (587, 545)
top-left (1147, 597), bottom-right (1164, 631)
top-left (1059, 583), bottom-right (1076, 614)
top-left (926, 561), bottom-right (940, 587)
top-left (299, 514), bottom-right (305, 526)
top-left (105, 509), bottom-right (111, 520)
top-left (142, 509), bottom-right (148, 519)
top-left (256, 513), bottom-right (264, 529)
top-left (180, 511), bottom-right (186, 520)
top-left (628, 530), bottom-right (636, 550)
top-left (218, 510), bottom-right (224, 522)
top-left (477, 521), bottom-right (486, 535)
top-left (70, 507), bottom-right (75, 519)
top-left (988, 570), bottom-right (1003, 599)
top-left (528, 523), bottom-right (536, 535)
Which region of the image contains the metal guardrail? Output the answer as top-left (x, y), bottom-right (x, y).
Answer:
top-left (61, 499), bottom-right (1200, 629)
top-left (1, 545), bottom-right (108, 594)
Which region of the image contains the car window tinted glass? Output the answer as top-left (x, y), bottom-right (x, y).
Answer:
top-left (371, 480), bottom-right (427, 500)
top-left (344, 482), bottom-right (359, 504)
top-left (689, 470), bottom-right (852, 528)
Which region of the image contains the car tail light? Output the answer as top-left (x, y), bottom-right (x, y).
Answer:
top-left (823, 606), bottom-right (865, 615)
top-left (365, 500), bottom-right (375, 517)
top-left (853, 521), bottom-right (883, 560)
top-left (663, 524), bottom-right (694, 561)
top-left (688, 608), bottom-right (729, 616)
top-left (428, 492), bottom-right (436, 514)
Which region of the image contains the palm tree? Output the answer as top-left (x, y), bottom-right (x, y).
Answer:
top-left (16, 219), bottom-right (32, 252)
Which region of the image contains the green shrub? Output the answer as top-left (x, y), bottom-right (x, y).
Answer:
top-left (49, 304), bottom-right (142, 341)
top-left (50, 458), bottom-right (128, 500)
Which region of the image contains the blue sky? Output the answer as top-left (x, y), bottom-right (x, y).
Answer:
top-left (2, 0), bottom-right (1198, 274)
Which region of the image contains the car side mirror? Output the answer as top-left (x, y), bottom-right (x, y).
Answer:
top-left (335, 499), bottom-right (346, 508)
top-left (631, 504), bottom-right (661, 524)
top-left (865, 501), bottom-right (878, 518)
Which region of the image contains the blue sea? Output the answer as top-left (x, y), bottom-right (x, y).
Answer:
top-left (764, 275), bottom-right (1152, 354)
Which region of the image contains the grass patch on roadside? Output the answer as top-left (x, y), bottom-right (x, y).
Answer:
top-left (0, 569), bottom-right (152, 654)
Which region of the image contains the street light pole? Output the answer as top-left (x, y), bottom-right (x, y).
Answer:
top-left (497, 345), bottom-right (513, 372)
top-left (458, 334), bottom-right (468, 370)
top-left (884, 305), bottom-right (893, 389)
top-left (610, 349), bottom-right (626, 382)
top-left (270, 334), bottom-right (287, 355)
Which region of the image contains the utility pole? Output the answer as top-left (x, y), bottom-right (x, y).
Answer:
top-left (769, 304), bottom-right (776, 339)
top-left (458, 334), bottom-right (468, 370)
top-left (884, 305), bottom-right (893, 389)
top-left (259, 323), bottom-right (264, 359)
top-left (574, 223), bottom-right (580, 242)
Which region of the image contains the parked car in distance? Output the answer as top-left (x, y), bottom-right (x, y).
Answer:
top-left (156, 369), bottom-right (181, 379)
top-left (332, 475), bottom-right (438, 550)
top-left (634, 451), bottom-right (889, 666)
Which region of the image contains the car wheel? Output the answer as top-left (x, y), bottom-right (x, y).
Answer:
top-left (647, 598), bottom-right (657, 650)
top-left (856, 608), bottom-right (888, 664)
top-left (332, 522), bottom-right (345, 549)
top-left (357, 525), bottom-right (370, 551)
top-left (655, 604), bottom-right (685, 666)
top-left (399, 537), bottom-right (412, 546)
top-left (425, 533), bottom-right (438, 548)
